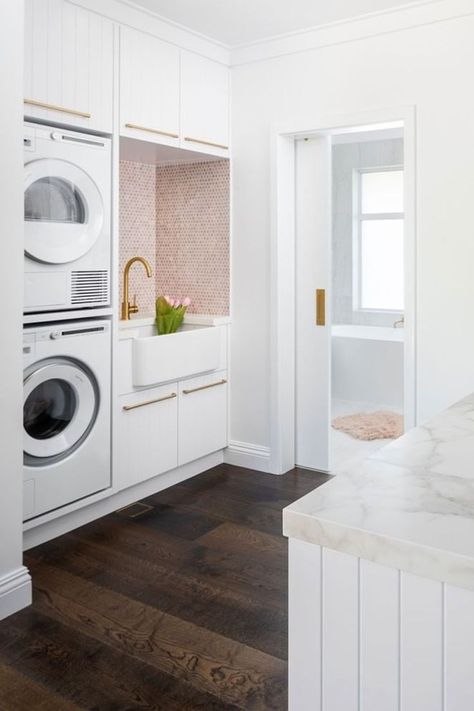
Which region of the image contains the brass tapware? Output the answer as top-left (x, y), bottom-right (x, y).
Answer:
top-left (182, 379), bottom-right (227, 395)
top-left (125, 122), bottom-right (179, 139)
top-left (184, 136), bottom-right (228, 150)
top-left (121, 256), bottom-right (153, 320)
top-left (316, 289), bottom-right (326, 326)
top-left (122, 393), bottom-right (177, 411)
top-left (24, 98), bottom-right (91, 118)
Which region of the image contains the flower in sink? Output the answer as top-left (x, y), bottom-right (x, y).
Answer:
top-left (155, 295), bottom-right (191, 335)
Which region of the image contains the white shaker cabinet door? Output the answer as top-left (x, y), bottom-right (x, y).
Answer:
top-left (180, 51), bottom-right (230, 157)
top-left (178, 371), bottom-right (228, 465)
top-left (120, 26), bottom-right (180, 146)
top-left (24, 0), bottom-right (114, 133)
top-left (116, 384), bottom-right (178, 491)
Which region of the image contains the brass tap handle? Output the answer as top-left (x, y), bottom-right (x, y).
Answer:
top-left (129, 294), bottom-right (139, 315)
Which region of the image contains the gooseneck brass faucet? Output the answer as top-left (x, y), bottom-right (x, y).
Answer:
top-left (121, 256), bottom-right (153, 320)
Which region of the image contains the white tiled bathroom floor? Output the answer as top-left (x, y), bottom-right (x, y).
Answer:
top-left (330, 398), bottom-right (403, 473)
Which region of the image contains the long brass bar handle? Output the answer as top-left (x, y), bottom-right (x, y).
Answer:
top-left (182, 379), bottom-right (227, 395)
top-left (125, 122), bottom-right (179, 139)
top-left (316, 289), bottom-right (326, 326)
top-left (123, 393), bottom-right (177, 411)
top-left (184, 136), bottom-right (229, 150)
top-left (24, 98), bottom-right (91, 118)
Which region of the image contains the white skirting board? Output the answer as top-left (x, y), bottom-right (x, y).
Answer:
top-left (0, 566), bottom-right (32, 621)
top-left (224, 440), bottom-right (271, 473)
top-left (24, 450), bottom-right (224, 550)
top-left (289, 538), bottom-right (474, 710)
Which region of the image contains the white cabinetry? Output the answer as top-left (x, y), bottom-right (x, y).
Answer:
top-left (24, 0), bottom-right (114, 133)
top-left (116, 384), bottom-right (178, 490)
top-left (180, 51), bottom-right (230, 155)
top-left (120, 26), bottom-right (180, 146)
top-left (178, 372), bottom-right (228, 465)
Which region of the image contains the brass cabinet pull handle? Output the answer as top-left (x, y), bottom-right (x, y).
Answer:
top-left (182, 379), bottom-right (227, 395)
top-left (125, 122), bottom-right (179, 139)
top-left (184, 136), bottom-right (228, 150)
top-left (123, 393), bottom-right (177, 411)
top-left (24, 98), bottom-right (91, 118)
top-left (316, 289), bottom-right (326, 326)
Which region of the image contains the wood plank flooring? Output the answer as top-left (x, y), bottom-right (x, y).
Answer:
top-left (0, 464), bottom-right (329, 710)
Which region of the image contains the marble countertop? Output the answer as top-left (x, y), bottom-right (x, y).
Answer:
top-left (283, 394), bottom-right (474, 591)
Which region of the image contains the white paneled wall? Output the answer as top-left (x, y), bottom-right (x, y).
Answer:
top-left (289, 538), bottom-right (474, 711)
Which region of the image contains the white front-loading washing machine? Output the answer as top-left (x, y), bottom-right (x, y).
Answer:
top-left (24, 122), bottom-right (111, 316)
top-left (23, 319), bottom-right (111, 521)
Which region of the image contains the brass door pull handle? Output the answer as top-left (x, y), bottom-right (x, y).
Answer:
top-left (123, 393), bottom-right (176, 411)
top-left (125, 122), bottom-right (179, 139)
top-left (183, 136), bottom-right (228, 150)
top-left (316, 289), bottom-right (326, 326)
top-left (24, 98), bottom-right (91, 118)
top-left (182, 379), bottom-right (227, 395)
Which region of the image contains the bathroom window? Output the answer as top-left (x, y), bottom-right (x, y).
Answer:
top-left (353, 167), bottom-right (404, 312)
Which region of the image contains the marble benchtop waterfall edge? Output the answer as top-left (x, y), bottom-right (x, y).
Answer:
top-left (283, 393), bottom-right (474, 591)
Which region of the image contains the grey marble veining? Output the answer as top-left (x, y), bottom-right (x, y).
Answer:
top-left (283, 393), bottom-right (474, 591)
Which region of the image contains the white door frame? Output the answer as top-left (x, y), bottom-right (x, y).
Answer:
top-left (269, 106), bottom-right (417, 475)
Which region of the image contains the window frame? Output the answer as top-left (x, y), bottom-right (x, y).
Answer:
top-left (352, 165), bottom-right (404, 314)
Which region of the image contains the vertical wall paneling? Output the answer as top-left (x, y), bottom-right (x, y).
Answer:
top-left (359, 559), bottom-right (400, 711)
top-left (321, 547), bottom-right (359, 711)
top-left (288, 539), bottom-right (322, 711)
top-left (24, 0), bottom-right (114, 132)
top-left (400, 571), bottom-right (443, 711)
top-left (445, 583), bottom-right (474, 710)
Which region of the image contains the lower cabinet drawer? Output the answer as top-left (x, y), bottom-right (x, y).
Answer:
top-left (178, 371), bottom-right (228, 465)
top-left (116, 384), bottom-right (178, 490)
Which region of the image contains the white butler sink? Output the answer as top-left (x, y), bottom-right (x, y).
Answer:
top-left (120, 320), bottom-right (223, 387)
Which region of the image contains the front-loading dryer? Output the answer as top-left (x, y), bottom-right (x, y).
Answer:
top-left (23, 319), bottom-right (111, 521)
top-left (24, 122), bottom-right (111, 316)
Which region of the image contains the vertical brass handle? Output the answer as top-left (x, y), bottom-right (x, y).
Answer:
top-left (316, 289), bottom-right (326, 326)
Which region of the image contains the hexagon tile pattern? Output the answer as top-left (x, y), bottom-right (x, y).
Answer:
top-left (156, 160), bottom-right (230, 315)
top-left (119, 160), bottom-right (157, 314)
top-left (119, 159), bottom-right (230, 316)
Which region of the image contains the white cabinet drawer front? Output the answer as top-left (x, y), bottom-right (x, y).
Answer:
top-left (24, 0), bottom-right (114, 132)
top-left (116, 384), bottom-right (178, 490)
top-left (180, 51), bottom-right (230, 155)
top-left (120, 26), bottom-right (180, 145)
top-left (178, 372), bottom-right (228, 465)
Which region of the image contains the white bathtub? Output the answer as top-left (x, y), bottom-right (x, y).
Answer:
top-left (332, 324), bottom-right (404, 407)
top-left (332, 323), bottom-right (404, 342)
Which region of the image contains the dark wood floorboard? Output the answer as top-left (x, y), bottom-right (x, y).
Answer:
top-left (0, 464), bottom-right (329, 710)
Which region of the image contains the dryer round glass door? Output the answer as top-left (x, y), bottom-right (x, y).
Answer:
top-left (24, 158), bottom-right (104, 264)
top-left (23, 358), bottom-right (99, 466)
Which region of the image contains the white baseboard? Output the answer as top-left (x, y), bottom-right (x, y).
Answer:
top-left (0, 566), bottom-right (32, 621)
top-left (224, 440), bottom-right (272, 473)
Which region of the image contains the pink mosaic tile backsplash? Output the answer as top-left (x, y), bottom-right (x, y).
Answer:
top-left (119, 159), bottom-right (230, 316)
top-left (119, 160), bottom-right (157, 314)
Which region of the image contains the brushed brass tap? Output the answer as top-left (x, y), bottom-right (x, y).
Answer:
top-left (121, 256), bottom-right (153, 320)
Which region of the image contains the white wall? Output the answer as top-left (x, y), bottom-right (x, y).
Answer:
top-left (230, 8), bottom-right (474, 451)
top-left (0, 0), bottom-right (32, 619)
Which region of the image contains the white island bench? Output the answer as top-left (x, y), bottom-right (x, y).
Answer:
top-left (284, 393), bottom-right (474, 711)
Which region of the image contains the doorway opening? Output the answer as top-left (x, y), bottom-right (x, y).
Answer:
top-left (270, 109), bottom-right (416, 475)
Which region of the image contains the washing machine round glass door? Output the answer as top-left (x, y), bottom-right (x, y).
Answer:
top-left (23, 357), bottom-right (99, 466)
top-left (24, 158), bottom-right (104, 264)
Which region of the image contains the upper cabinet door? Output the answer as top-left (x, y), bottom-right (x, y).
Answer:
top-left (120, 26), bottom-right (180, 146)
top-left (180, 51), bottom-right (230, 156)
top-left (24, 0), bottom-right (114, 133)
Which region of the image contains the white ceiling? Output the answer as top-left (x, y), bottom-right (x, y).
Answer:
top-left (126, 0), bottom-right (429, 46)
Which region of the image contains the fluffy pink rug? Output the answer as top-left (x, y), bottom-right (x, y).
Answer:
top-left (332, 411), bottom-right (404, 441)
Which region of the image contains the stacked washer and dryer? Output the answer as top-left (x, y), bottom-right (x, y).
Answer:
top-left (23, 122), bottom-right (112, 522)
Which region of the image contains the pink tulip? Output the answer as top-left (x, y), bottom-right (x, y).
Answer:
top-left (164, 295), bottom-right (172, 305)
top-left (174, 299), bottom-right (181, 308)
top-left (182, 297), bottom-right (191, 307)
